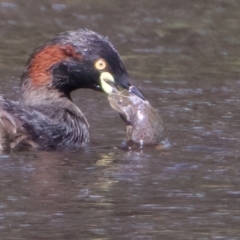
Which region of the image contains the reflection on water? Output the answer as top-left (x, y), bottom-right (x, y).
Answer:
top-left (1, 0), bottom-right (240, 239)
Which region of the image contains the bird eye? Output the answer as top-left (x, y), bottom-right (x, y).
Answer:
top-left (94, 58), bottom-right (107, 70)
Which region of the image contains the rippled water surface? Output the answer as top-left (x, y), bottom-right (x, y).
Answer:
top-left (1, 0), bottom-right (240, 239)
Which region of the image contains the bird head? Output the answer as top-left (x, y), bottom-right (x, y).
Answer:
top-left (21, 29), bottom-right (144, 100)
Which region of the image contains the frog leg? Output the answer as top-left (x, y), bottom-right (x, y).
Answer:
top-left (126, 125), bottom-right (133, 141)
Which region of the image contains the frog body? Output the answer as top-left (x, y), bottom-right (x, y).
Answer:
top-left (108, 90), bottom-right (164, 145)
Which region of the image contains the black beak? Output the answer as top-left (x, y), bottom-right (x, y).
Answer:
top-left (128, 85), bottom-right (145, 100)
top-left (117, 74), bottom-right (146, 100)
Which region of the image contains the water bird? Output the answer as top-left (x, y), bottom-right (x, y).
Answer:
top-left (0, 29), bottom-right (144, 151)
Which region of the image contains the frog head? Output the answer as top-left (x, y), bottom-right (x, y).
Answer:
top-left (108, 91), bottom-right (135, 124)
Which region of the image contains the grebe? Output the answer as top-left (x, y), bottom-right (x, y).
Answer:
top-left (0, 29), bottom-right (144, 151)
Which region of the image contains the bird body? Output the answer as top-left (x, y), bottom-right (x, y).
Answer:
top-left (0, 95), bottom-right (89, 150)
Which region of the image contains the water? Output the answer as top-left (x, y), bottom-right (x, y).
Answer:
top-left (1, 0), bottom-right (240, 239)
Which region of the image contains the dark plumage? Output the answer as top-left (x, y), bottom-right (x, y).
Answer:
top-left (0, 29), bottom-right (143, 151)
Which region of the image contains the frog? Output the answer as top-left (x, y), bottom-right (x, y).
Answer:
top-left (108, 90), bottom-right (164, 145)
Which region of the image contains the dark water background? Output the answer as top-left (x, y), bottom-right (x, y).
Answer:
top-left (1, 0), bottom-right (240, 239)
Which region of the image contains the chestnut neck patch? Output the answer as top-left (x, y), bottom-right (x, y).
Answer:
top-left (28, 44), bottom-right (82, 86)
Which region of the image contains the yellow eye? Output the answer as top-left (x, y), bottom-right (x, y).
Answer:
top-left (94, 58), bottom-right (107, 70)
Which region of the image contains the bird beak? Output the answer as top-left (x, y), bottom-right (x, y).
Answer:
top-left (100, 72), bottom-right (145, 100)
top-left (128, 85), bottom-right (145, 100)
